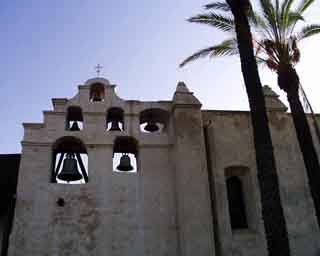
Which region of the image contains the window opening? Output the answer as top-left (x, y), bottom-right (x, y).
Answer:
top-left (226, 176), bottom-right (248, 229)
top-left (66, 106), bottom-right (83, 131)
top-left (52, 137), bottom-right (88, 184)
top-left (139, 108), bottom-right (169, 133)
top-left (106, 107), bottom-right (124, 131)
top-left (89, 83), bottom-right (105, 102)
top-left (113, 137), bottom-right (138, 173)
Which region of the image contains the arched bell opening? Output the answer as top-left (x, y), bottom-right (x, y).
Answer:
top-left (89, 83), bottom-right (105, 102)
top-left (139, 108), bottom-right (169, 133)
top-left (66, 106), bottom-right (83, 131)
top-left (113, 136), bottom-right (138, 173)
top-left (51, 136), bottom-right (88, 184)
top-left (106, 107), bottom-right (124, 132)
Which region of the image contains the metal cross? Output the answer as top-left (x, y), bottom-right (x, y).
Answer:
top-left (94, 64), bottom-right (103, 77)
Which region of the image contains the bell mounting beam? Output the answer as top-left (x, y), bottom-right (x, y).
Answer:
top-left (76, 153), bottom-right (89, 183)
top-left (52, 153), bottom-right (65, 182)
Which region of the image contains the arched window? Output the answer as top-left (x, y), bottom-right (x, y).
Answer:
top-left (66, 106), bottom-right (83, 131)
top-left (226, 176), bottom-right (248, 229)
top-left (139, 108), bottom-right (169, 133)
top-left (52, 136), bottom-right (88, 184)
top-left (113, 136), bottom-right (138, 173)
top-left (89, 83), bottom-right (105, 102)
top-left (106, 107), bottom-right (124, 131)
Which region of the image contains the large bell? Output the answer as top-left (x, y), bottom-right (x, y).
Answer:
top-left (117, 154), bottom-right (134, 172)
top-left (57, 153), bottom-right (83, 182)
top-left (70, 121), bottom-right (80, 131)
top-left (109, 121), bottom-right (121, 131)
top-left (144, 120), bottom-right (159, 132)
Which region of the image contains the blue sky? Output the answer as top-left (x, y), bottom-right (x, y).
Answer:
top-left (1, 0), bottom-right (320, 153)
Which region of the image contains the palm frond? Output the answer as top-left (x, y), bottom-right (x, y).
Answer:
top-left (249, 13), bottom-right (274, 40)
top-left (287, 11), bottom-right (304, 25)
top-left (179, 39), bottom-right (238, 67)
top-left (204, 1), bottom-right (231, 12)
top-left (280, 0), bottom-right (295, 28)
top-left (275, 0), bottom-right (282, 37)
top-left (286, 11), bottom-right (305, 36)
top-left (287, 0), bottom-right (316, 38)
top-left (297, 24), bottom-right (320, 40)
top-left (179, 46), bottom-right (220, 67)
top-left (258, 0), bottom-right (280, 41)
top-left (209, 39), bottom-right (239, 57)
top-left (275, 0), bottom-right (289, 43)
top-left (181, 0), bottom-right (318, 71)
top-left (188, 12), bottom-right (234, 32)
top-left (296, 0), bottom-right (315, 14)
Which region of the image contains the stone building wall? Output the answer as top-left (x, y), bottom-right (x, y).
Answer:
top-left (202, 109), bottom-right (320, 256)
top-left (6, 78), bottom-right (320, 256)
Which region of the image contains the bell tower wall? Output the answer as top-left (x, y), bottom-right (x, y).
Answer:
top-left (8, 78), bottom-right (186, 256)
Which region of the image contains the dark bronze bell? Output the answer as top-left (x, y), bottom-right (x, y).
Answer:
top-left (70, 121), bottom-right (80, 131)
top-left (109, 121), bottom-right (121, 131)
top-left (144, 120), bottom-right (159, 132)
top-left (117, 154), bottom-right (134, 172)
top-left (57, 153), bottom-right (83, 182)
top-left (92, 91), bottom-right (102, 102)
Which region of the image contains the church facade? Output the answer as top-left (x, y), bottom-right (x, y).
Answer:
top-left (1, 77), bottom-right (320, 255)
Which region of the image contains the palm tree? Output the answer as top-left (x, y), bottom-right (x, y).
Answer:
top-left (181, 0), bottom-right (320, 228)
top-left (180, 1), bottom-right (290, 255)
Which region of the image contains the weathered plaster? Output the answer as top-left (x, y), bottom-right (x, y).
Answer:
top-left (6, 80), bottom-right (320, 256)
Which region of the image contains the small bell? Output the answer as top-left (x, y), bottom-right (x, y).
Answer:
top-left (57, 153), bottom-right (83, 182)
top-left (109, 121), bottom-right (121, 131)
top-left (70, 121), bottom-right (80, 131)
top-left (117, 154), bottom-right (134, 172)
top-left (144, 120), bottom-right (159, 132)
top-left (92, 91), bottom-right (102, 102)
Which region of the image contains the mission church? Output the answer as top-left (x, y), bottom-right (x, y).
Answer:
top-left (0, 76), bottom-right (319, 256)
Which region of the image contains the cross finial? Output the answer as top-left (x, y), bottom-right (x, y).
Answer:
top-left (94, 64), bottom-right (103, 77)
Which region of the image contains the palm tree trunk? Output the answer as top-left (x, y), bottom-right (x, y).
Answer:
top-left (227, 0), bottom-right (290, 255)
top-left (278, 64), bottom-right (320, 225)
